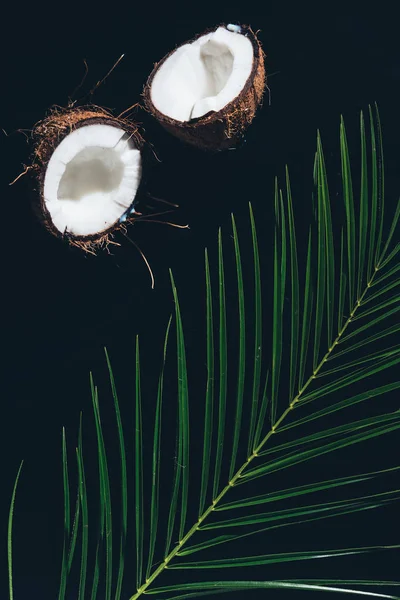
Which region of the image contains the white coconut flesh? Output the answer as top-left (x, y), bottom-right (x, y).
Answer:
top-left (150, 26), bottom-right (254, 122)
top-left (43, 124), bottom-right (141, 236)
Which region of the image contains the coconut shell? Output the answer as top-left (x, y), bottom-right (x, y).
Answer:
top-left (143, 24), bottom-right (266, 151)
top-left (30, 106), bottom-right (145, 253)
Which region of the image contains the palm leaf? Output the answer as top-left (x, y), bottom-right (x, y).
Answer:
top-left (145, 579), bottom-right (400, 599)
top-left (198, 250), bottom-right (214, 518)
top-left (128, 106), bottom-right (398, 597)
top-left (213, 229), bottom-right (227, 499)
top-left (249, 202), bottom-right (264, 452)
top-left (229, 214), bottom-right (246, 478)
top-left (134, 337), bottom-right (144, 589)
top-left (285, 169), bottom-right (300, 403)
top-left (170, 270), bottom-right (190, 542)
top-left (146, 316), bottom-right (172, 579)
top-left (57, 429), bottom-right (70, 600)
top-left (105, 347), bottom-right (128, 600)
top-left (76, 415), bottom-right (88, 600)
top-left (91, 376), bottom-right (113, 600)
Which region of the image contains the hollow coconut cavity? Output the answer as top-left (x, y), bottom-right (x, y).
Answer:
top-left (32, 107), bottom-right (144, 252)
top-left (143, 23), bottom-right (266, 150)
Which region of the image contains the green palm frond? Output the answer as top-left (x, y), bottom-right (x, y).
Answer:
top-left (8, 105), bottom-right (400, 599)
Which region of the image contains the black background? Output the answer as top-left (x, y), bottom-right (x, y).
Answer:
top-left (1, 3), bottom-right (399, 599)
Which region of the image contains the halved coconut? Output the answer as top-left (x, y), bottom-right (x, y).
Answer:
top-left (143, 23), bottom-right (266, 150)
top-left (31, 107), bottom-right (144, 252)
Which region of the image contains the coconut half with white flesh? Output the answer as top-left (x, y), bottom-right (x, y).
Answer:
top-left (32, 107), bottom-right (144, 252)
top-left (143, 23), bottom-right (266, 150)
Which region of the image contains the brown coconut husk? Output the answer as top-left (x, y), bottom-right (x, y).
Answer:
top-left (143, 24), bottom-right (266, 151)
top-left (30, 105), bottom-right (145, 253)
